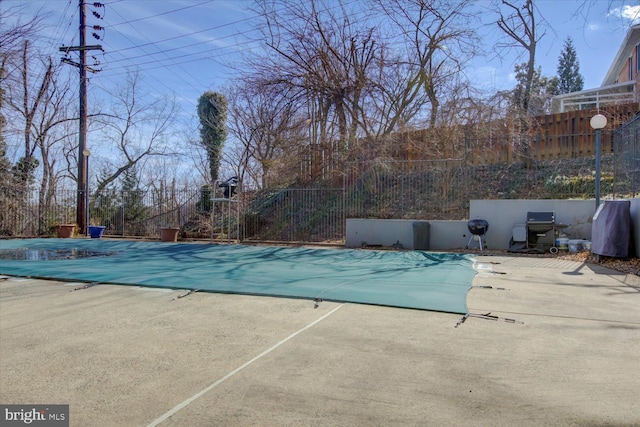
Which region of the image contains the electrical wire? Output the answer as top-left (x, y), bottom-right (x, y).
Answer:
top-left (98, 0), bottom-right (367, 69)
top-left (24, 0), bottom-right (385, 123)
top-left (106, 0), bottom-right (215, 28)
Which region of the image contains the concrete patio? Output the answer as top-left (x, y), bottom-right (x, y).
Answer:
top-left (1, 254), bottom-right (639, 426)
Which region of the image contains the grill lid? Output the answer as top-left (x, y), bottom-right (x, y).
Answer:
top-left (467, 219), bottom-right (489, 235)
top-left (526, 211), bottom-right (555, 223)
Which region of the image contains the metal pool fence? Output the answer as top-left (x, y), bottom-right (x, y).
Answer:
top-left (1, 133), bottom-right (636, 242)
top-left (613, 114), bottom-right (640, 198)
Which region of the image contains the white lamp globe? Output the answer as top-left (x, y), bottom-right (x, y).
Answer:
top-left (590, 114), bottom-right (607, 130)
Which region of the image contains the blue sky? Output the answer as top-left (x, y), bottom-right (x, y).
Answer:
top-left (8, 0), bottom-right (640, 125)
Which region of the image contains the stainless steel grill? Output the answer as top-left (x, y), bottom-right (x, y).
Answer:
top-left (526, 212), bottom-right (556, 252)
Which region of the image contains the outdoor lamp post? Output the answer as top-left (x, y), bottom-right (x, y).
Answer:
top-left (82, 149), bottom-right (91, 236)
top-left (590, 114), bottom-right (607, 210)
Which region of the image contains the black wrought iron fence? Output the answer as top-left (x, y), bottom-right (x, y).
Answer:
top-left (0, 188), bottom-right (76, 237)
top-left (241, 188), bottom-right (344, 242)
top-left (90, 187), bottom-right (203, 237)
top-left (344, 159), bottom-right (469, 220)
top-left (613, 114), bottom-right (640, 197)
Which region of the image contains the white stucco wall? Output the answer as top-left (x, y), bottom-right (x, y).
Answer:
top-left (469, 199), bottom-right (596, 250)
top-left (345, 198), bottom-right (638, 255)
top-left (345, 219), bottom-right (429, 249)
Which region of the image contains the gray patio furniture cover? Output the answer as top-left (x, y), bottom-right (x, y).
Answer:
top-left (591, 200), bottom-right (632, 258)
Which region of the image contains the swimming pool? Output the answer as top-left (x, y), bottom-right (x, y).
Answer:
top-left (0, 239), bottom-right (477, 314)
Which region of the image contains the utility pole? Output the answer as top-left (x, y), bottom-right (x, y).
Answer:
top-left (60, 0), bottom-right (102, 235)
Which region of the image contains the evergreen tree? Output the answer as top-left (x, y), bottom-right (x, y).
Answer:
top-left (121, 166), bottom-right (147, 236)
top-left (93, 179), bottom-right (119, 232)
top-left (196, 185), bottom-right (213, 213)
top-left (556, 37), bottom-right (584, 94)
top-left (197, 92), bottom-right (228, 183)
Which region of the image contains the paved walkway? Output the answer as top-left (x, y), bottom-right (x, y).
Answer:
top-left (1, 254), bottom-right (639, 426)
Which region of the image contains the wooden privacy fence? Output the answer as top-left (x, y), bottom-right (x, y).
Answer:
top-left (281, 104), bottom-right (639, 183)
top-left (529, 104), bottom-right (637, 160)
top-left (388, 103), bottom-right (640, 164)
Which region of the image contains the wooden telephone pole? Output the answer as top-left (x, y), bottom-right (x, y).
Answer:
top-left (59, 0), bottom-right (102, 235)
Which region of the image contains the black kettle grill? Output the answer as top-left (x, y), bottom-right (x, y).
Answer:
top-left (466, 219), bottom-right (489, 251)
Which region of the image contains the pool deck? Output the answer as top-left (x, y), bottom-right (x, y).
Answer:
top-left (1, 254), bottom-right (639, 426)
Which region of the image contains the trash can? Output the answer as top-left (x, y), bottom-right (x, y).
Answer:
top-left (412, 222), bottom-right (430, 250)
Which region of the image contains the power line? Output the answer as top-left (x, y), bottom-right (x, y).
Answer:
top-left (106, 0), bottom-right (215, 27)
top-left (101, 30), bottom-right (261, 70)
top-left (95, 0), bottom-right (369, 74)
top-left (106, 14), bottom-right (260, 54)
top-left (100, 2), bottom-right (219, 96)
top-left (98, 46), bottom-right (247, 77)
top-left (41, 0), bottom-right (380, 117)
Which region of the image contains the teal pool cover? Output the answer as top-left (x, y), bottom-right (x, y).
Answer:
top-left (0, 239), bottom-right (477, 314)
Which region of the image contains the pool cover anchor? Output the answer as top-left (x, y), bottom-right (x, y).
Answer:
top-left (455, 312), bottom-right (523, 328)
top-left (472, 285), bottom-right (508, 291)
top-left (72, 282), bottom-right (99, 291)
top-left (172, 289), bottom-right (198, 301)
top-left (472, 312), bottom-right (523, 324)
top-left (454, 314), bottom-right (469, 328)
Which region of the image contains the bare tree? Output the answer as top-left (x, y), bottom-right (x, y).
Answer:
top-left (0, 4), bottom-right (43, 60)
top-left (4, 41), bottom-right (52, 189)
top-left (247, 0), bottom-right (480, 174)
top-left (379, 0), bottom-right (478, 128)
top-left (1, 7), bottom-right (77, 234)
top-left (33, 75), bottom-right (75, 215)
top-left (93, 70), bottom-right (178, 195)
top-left (4, 41), bottom-right (75, 204)
top-left (252, 0), bottom-right (382, 168)
top-left (494, 0), bottom-right (545, 116)
top-left (227, 79), bottom-right (308, 188)
top-left (492, 0), bottom-right (549, 167)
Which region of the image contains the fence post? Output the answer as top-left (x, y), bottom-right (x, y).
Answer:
top-left (400, 161), bottom-right (405, 217)
top-left (37, 191), bottom-right (41, 236)
top-left (121, 196), bottom-right (125, 236)
top-left (342, 164), bottom-right (347, 231)
top-left (463, 134), bottom-right (469, 210)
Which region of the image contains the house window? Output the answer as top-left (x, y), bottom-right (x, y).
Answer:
top-left (629, 57), bottom-right (633, 80)
top-left (637, 45), bottom-right (640, 72)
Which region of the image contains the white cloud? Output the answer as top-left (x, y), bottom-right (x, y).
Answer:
top-left (608, 5), bottom-right (640, 24)
top-left (587, 23), bottom-right (600, 31)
